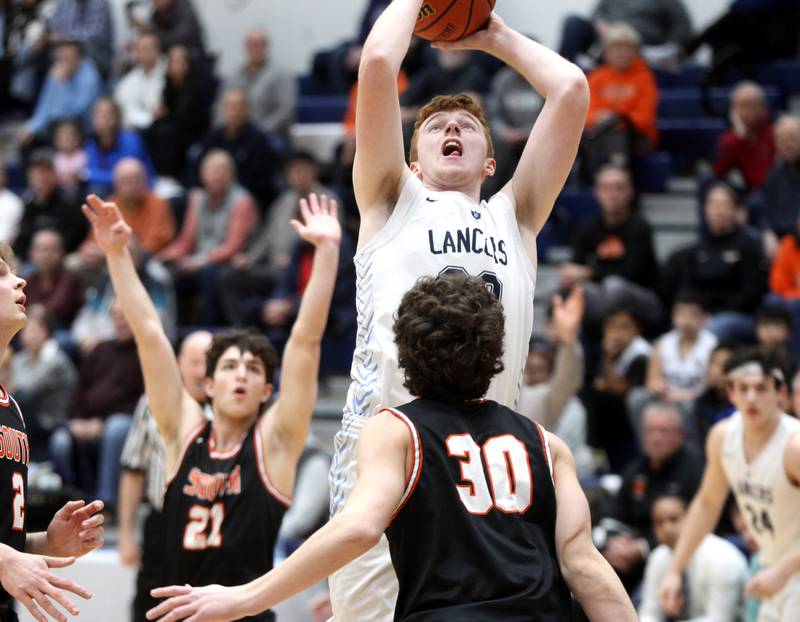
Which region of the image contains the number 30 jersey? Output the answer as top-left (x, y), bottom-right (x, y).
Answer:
top-left (0, 386), bottom-right (28, 610)
top-left (163, 419), bottom-right (287, 622)
top-left (331, 174), bottom-right (535, 513)
top-left (384, 399), bottom-right (571, 621)
top-left (722, 412), bottom-right (800, 565)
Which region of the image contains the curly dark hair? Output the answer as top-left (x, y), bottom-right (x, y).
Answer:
top-left (393, 274), bottom-right (505, 403)
top-left (205, 328), bottom-right (279, 384)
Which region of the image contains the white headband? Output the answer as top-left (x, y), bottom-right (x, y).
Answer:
top-left (728, 362), bottom-right (785, 384)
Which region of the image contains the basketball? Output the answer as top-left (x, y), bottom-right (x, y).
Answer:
top-left (414, 0), bottom-right (496, 42)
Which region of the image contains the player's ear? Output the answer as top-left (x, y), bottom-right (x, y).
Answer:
top-left (409, 161), bottom-right (423, 181)
top-left (261, 382), bottom-right (273, 404)
top-left (483, 158), bottom-right (496, 178)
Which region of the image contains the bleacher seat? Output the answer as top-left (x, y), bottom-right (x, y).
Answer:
top-left (658, 117), bottom-right (728, 161)
top-left (658, 86), bottom-right (782, 118)
top-left (634, 152), bottom-right (673, 193)
top-left (296, 96), bottom-right (349, 124)
top-left (554, 188), bottom-right (600, 231)
top-left (5, 162), bottom-right (25, 195)
top-left (653, 63), bottom-right (704, 89)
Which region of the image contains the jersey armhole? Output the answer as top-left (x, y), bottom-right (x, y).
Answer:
top-left (164, 420), bottom-right (208, 487)
top-left (253, 425), bottom-right (293, 508)
top-left (381, 407), bottom-right (423, 524)
top-left (354, 173), bottom-right (423, 258)
top-left (490, 190), bottom-right (537, 282)
top-left (532, 421), bottom-right (554, 484)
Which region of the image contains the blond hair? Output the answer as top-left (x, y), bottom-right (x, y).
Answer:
top-left (0, 243), bottom-right (16, 272)
top-left (409, 93), bottom-right (494, 162)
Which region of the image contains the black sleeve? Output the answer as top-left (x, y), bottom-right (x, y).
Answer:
top-left (727, 235), bottom-right (768, 312)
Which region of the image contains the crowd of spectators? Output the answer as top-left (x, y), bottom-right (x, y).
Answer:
top-left (0, 0), bottom-right (799, 619)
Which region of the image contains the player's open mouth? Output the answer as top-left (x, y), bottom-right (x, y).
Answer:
top-left (233, 387), bottom-right (247, 396)
top-left (16, 295), bottom-right (26, 310)
top-left (442, 139), bottom-right (463, 157)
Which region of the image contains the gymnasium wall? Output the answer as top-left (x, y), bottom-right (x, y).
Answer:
top-left (109, 0), bottom-right (731, 77)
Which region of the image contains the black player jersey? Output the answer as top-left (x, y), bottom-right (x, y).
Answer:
top-left (385, 398), bottom-right (572, 622)
top-left (0, 387), bottom-right (29, 609)
top-left (163, 418), bottom-right (288, 622)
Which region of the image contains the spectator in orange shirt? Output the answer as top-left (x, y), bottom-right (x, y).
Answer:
top-left (77, 158), bottom-right (176, 275)
top-left (581, 23), bottom-right (659, 184)
top-left (768, 211), bottom-right (800, 357)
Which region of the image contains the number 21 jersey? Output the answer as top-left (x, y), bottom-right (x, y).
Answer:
top-left (385, 399), bottom-right (571, 621)
top-left (163, 420), bottom-right (287, 622)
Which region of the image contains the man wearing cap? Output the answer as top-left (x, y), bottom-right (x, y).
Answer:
top-left (659, 346), bottom-right (800, 622)
top-left (581, 22), bottom-right (659, 181)
top-left (14, 150), bottom-right (86, 260)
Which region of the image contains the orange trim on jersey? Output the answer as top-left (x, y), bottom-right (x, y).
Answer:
top-left (533, 421), bottom-right (554, 482)
top-left (382, 407), bottom-right (423, 525)
top-left (0, 385), bottom-right (9, 407)
top-left (253, 427), bottom-right (292, 508)
top-left (207, 428), bottom-right (245, 460)
top-left (166, 421), bottom-right (209, 487)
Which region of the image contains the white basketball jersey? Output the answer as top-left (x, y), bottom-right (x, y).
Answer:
top-left (330, 174), bottom-right (536, 513)
top-left (721, 412), bottom-right (800, 565)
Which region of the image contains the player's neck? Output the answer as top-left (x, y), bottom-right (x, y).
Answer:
top-left (743, 411), bottom-right (782, 450)
top-left (422, 179), bottom-right (482, 204)
top-left (210, 412), bottom-right (257, 450)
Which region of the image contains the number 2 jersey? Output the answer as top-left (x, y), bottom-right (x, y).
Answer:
top-left (162, 419), bottom-right (287, 622)
top-left (0, 386), bottom-right (29, 609)
top-left (330, 174), bottom-right (536, 514)
top-left (384, 399), bottom-right (571, 621)
top-left (721, 412), bottom-right (800, 565)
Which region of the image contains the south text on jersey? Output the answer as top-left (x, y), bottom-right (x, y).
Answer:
top-left (0, 425), bottom-right (29, 467)
top-left (428, 228), bottom-right (508, 266)
top-left (182, 465), bottom-right (242, 502)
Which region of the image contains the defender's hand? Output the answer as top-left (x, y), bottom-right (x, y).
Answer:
top-left (147, 584), bottom-right (249, 622)
top-left (46, 500), bottom-right (105, 559)
top-left (82, 195), bottom-right (133, 255)
top-left (291, 194), bottom-right (341, 248)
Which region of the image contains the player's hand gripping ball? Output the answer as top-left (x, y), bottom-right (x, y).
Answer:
top-left (414, 0), bottom-right (496, 41)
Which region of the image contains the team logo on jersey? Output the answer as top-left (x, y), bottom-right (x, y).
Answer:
top-left (0, 425), bottom-right (29, 467)
top-left (182, 465), bottom-right (242, 502)
top-left (471, 208), bottom-right (481, 220)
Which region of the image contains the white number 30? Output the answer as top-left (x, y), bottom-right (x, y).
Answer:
top-left (446, 434), bottom-right (533, 515)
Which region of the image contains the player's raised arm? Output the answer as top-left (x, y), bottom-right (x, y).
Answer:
top-left (435, 16), bottom-right (589, 236)
top-left (147, 412), bottom-right (409, 622)
top-left (262, 195), bottom-right (341, 467)
top-left (549, 434), bottom-right (637, 621)
top-left (353, 0), bottom-right (419, 221)
top-left (82, 196), bottom-right (201, 447)
top-left (659, 421), bottom-right (731, 615)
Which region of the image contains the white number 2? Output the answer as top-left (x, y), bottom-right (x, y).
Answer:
top-left (183, 503), bottom-right (224, 550)
top-left (446, 434), bottom-right (532, 515)
top-left (12, 472), bottom-right (24, 532)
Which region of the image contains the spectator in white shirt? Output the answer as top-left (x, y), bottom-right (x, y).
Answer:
top-left (639, 495), bottom-right (749, 622)
top-left (115, 30), bottom-right (166, 130)
top-left (0, 155), bottom-right (23, 245)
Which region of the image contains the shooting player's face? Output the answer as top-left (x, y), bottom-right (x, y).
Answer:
top-left (206, 346), bottom-right (272, 420)
top-left (0, 260), bottom-right (26, 336)
top-left (412, 110), bottom-right (495, 188)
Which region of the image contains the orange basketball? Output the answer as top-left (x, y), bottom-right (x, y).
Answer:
top-left (414, 0), bottom-right (496, 42)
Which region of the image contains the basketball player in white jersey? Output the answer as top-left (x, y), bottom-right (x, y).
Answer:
top-left (659, 347), bottom-right (800, 622)
top-left (328, 0), bottom-right (589, 619)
